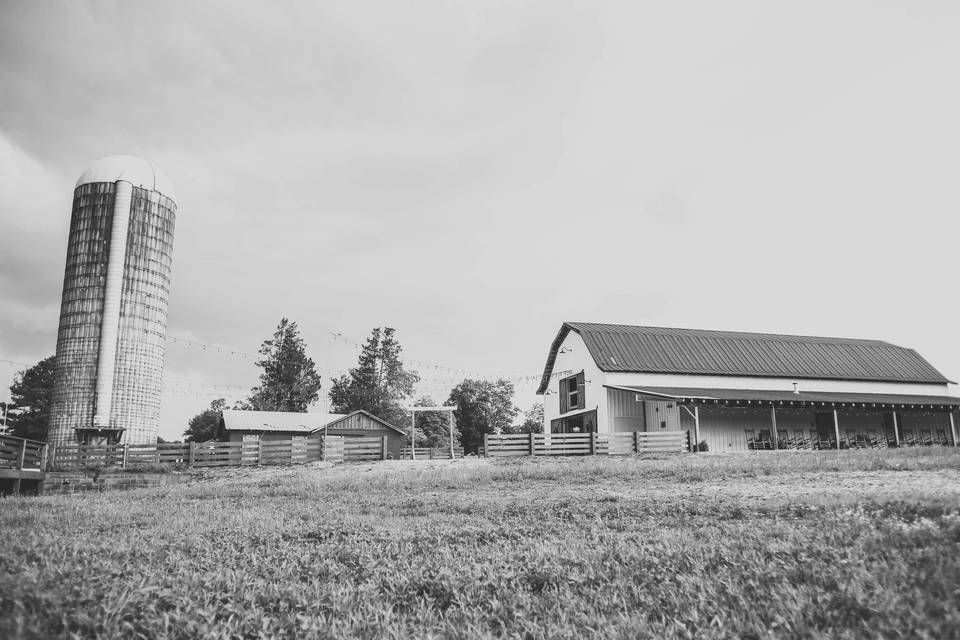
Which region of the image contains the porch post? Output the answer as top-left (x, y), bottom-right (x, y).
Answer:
top-left (892, 411), bottom-right (900, 447)
top-left (949, 412), bottom-right (958, 447)
top-left (770, 406), bottom-right (779, 450)
top-left (833, 409), bottom-right (841, 450)
top-left (693, 405), bottom-right (701, 453)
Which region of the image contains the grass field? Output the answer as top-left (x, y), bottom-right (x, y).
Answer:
top-left (3, 449), bottom-right (960, 639)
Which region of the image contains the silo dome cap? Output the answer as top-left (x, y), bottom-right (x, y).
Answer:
top-left (76, 155), bottom-right (176, 201)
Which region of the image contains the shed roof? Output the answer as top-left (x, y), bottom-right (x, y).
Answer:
top-left (321, 410), bottom-right (407, 435)
top-left (220, 409), bottom-right (406, 435)
top-left (221, 410), bottom-right (345, 433)
top-left (537, 322), bottom-right (951, 394)
top-left (605, 385), bottom-right (960, 410)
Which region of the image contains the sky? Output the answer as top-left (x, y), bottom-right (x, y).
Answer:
top-left (2, 0), bottom-right (960, 441)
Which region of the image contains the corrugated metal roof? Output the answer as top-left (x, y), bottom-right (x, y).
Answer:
top-left (322, 410), bottom-right (407, 435)
top-left (537, 322), bottom-right (951, 393)
top-left (221, 410), bottom-right (345, 433)
top-left (220, 409), bottom-right (407, 435)
top-left (605, 385), bottom-right (960, 409)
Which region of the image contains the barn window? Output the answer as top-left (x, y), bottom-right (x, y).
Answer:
top-left (559, 372), bottom-right (585, 413)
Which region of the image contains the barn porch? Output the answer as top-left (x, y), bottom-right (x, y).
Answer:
top-left (605, 386), bottom-right (960, 453)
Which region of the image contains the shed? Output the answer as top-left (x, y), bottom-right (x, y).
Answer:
top-left (220, 409), bottom-right (406, 459)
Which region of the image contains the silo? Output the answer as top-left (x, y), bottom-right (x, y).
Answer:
top-left (47, 156), bottom-right (178, 446)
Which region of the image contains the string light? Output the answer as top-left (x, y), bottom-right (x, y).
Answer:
top-left (166, 331), bottom-right (564, 385)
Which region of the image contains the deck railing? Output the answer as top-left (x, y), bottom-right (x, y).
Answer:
top-left (0, 434), bottom-right (47, 471)
top-left (483, 431), bottom-right (690, 458)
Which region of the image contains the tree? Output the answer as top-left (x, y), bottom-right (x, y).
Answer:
top-left (504, 402), bottom-right (543, 434)
top-left (184, 398), bottom-right (227, 442)
top-left (447, 379), bottom-right (518, 454)
top-left (246, 318), bottom-right (322, 412)
top-left (329, 327), bottom-right (419, 428)
top-left (410, 395), bottom-right (461, 449)
top-left (6, 355), bottom-right (56, 441)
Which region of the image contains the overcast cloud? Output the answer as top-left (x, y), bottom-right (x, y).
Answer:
top-left (2, 0), bottom-right (959, 440)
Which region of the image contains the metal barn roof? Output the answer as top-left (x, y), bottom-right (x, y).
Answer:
top-left (220, 409), bottom-right (406, 435)
top-left (537, 322), bottom-right (951, 394)
top-left (221, 410), bottom-right (346, 433)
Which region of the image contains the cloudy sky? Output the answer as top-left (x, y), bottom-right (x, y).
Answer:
top-left (2, 0), bottom-right (959, 440)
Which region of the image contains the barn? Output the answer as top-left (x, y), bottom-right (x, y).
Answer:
top-left (219, 409), bottom-right (406, 459)
top-left (538, 322), bottom-right (960, 451)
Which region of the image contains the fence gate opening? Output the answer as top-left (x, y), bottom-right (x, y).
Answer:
top-left (409, 406), bottom-right (457, 460)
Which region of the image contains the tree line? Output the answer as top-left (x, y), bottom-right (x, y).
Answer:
top-left (5, 318), bottom-right (543, 453)
top-left (185, 318), bottom-right (543, 452)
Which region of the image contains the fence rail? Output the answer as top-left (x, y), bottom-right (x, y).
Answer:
top-left (399, 447), bottom-right (464, 460)
top-left (48, 438), bottom-right (330, 470)
top-left (342, 436), bottom-right (387, 461)
top-left (484, 431), bottom-right (690, 458)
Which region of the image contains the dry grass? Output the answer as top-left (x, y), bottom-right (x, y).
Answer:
top-left (2, 449), bottom-right (960, 639)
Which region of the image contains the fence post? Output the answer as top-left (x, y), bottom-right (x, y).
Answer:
top-left (16, 438), bottom-right (27, 470)
top-left (483, 433), bottom-right (489, 457)
top-left (381, 435), bottom-right (388, 460)
top-left (40, 443), bottom-right (49, 472)
top-left (121, 444), bottom-right (128, 469)
top-left (46, 443), bottom-right (56, 470)
top-left (529, 432), bottom-right (535, 456)
top-left (258, 438), bottom-right (264, 466)
top-left (188, 442), bottom-right (196, 467)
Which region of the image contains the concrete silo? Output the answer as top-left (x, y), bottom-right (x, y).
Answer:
top-left (47, 155), bottom-right (178, 446)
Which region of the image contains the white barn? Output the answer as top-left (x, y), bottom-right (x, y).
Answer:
top-left (537, 322), bottom-right (959, 451)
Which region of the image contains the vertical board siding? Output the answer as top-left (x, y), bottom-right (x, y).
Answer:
top-left (645, 401), bottom-right (681, 432)
top-left (606, 388), bottom-right (646, 433)
top-left (687, 406), bottom-right (783, 452)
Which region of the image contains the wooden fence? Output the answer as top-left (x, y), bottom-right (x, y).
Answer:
top-left (0, 434), bottom-right (46, 471)
top-left (399, 446), bottom-right (465, 460)
top-left (342, 436), bottom-right (387, 461)
top-left (48, 438), bottom-right (332, 470)
top-left (483, 431), bottom-right (690, 458)
top-left (45, 435), bottom-right (399, 470)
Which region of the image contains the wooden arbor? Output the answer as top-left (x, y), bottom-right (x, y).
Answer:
top-left (409, 406), bottom-right (457, 460)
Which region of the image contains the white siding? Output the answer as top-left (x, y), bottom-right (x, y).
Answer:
top-left (543, 331), bottom-right (606, 433)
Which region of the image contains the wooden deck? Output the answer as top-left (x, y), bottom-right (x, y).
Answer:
top-left (0, 434), bottom-right (47, 494)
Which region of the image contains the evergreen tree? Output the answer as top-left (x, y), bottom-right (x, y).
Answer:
top-left (447, 379), bottom-right (518, 454)
top-left (247, 319), bottom-right (322, 412)
top-left (329, 327), bottom-right (419, 428)
top-left (7, 355), bottom-right (56, 441)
